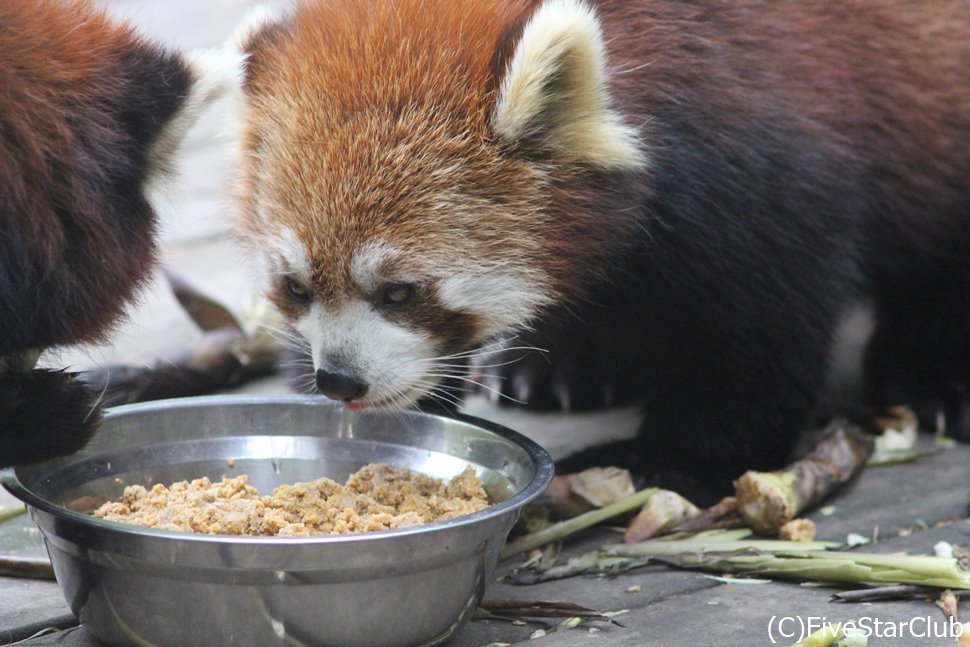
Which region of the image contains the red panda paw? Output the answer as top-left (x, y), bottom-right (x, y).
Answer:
top-left (940, 386), bottom-right (970, 443)
top-left (553, 437), bottom-right (730, 506)
top-left (862, 290), bottom-right (970, 444)
top-left (896, 387), bottom-right (970, 443)
top-left (0, 369), bottom-right (101, 467)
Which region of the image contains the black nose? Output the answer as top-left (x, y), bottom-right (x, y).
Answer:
top-left (315, 369), bottom-right (369, 402)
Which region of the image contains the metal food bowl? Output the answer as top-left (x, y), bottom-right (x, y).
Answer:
top-left (3, 395), bottom-right (553, 647)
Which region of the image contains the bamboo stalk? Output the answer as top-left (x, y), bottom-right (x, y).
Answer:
top-left (624, 489), bottom-right (700, 543)
top-left (605, 537), bottom-right (839, 557)
top-left (0, 555), bottom-right (54, 580)
top-left (660, 551), bottom-right (970, 590)
top-left (0, 505), bottom-right (26, 524)
top-left (734, 423), bottom-right (873, 535)
top-left (501, 488), bottom-right (657, 559)
top-left (509, 528), bottom-right (970, 592)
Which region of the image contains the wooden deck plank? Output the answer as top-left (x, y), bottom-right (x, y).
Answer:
top-left (456, 521), bottom-right (970, 646)
top-left (516, 579), bottom-right (958, 647)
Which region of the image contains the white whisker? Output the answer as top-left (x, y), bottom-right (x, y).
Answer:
top-left (83, 368), bottom-right (111, 423)
top-left (256, 322), bottom-right (311, 354)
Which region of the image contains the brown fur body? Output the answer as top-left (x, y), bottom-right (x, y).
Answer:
top-left (237, 0), bottom-right (970, 497)
top-left (0, 0), bottom-right (194, 466)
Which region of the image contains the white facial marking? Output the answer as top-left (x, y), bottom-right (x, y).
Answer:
top-left (294, 301), bottom-right (439, 408)
top-left (271, 227), bottom-right (312, 278)
top-left (438, 271), bottom-right (552, 338)
top-left (350, 242), bottom-right (405, 292)
top-left (252, 226), bottom-right (312, 296)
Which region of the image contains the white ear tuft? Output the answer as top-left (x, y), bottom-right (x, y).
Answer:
top-left (492, 0), bottom-right (645, 170)
top-left (183, 46), bottom-right (247, 107)
top-left (231, 5), bottom-right (280, 55)
top-left (143, 46), bottom-right (246, 210)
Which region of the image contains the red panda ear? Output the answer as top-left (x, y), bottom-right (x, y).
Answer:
top-left (232, 6), bottom-right (287, 90)
top-left (144, 47), bottom-right (242, 194)
top-left (492, 0), bottom-right (645, 170)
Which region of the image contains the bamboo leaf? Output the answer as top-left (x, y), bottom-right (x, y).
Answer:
top-left (791, 623), bottom-right (842, 647)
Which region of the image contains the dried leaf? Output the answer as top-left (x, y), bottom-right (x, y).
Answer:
top-left (479, 600), bottom-right (619, 623)
top-left (569, 467), bottom-right (635, 508)
top-left (624, 489), bottom-right (700, 543)
top-left (670, 496), bottom-right (745, 534)
top-left (541, 474), bottom-right (593, 518)
top-left (162, 266), bottom-right (243, 333)
top-left (830, 584), bottom-right (929, 603)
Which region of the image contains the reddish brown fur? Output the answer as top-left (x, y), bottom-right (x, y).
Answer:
top-left (601, 0), bottom-right (970, 243)
top-left (0, 0), bottom-right (188, 353)
top-left (237, 0), bottom-right (641, 338)
top-left (0, 0), bottom-right (136, 272)
top-left (0, 0), bottom-right (193, 466)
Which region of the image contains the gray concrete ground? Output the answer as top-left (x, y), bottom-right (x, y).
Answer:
top-left (3, 2), bottom-right (969, 646)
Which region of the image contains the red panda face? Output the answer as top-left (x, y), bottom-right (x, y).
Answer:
top-left (233, 0), bottom-right (645, 408)
top-left (240, 108), bottom-right (557, 408)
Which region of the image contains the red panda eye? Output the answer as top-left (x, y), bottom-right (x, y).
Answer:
top-left (381, 283), bottom-right (416, 307)
top-left (284, 276), bottom-right (311, 304)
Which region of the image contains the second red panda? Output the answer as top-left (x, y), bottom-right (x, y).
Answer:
top-left (232, 0), bottom-right (970, 496)
top-left (0, 0), bottom-right (233, 466)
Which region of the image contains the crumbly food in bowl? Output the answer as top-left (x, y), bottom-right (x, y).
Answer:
top-left (93, 463), bottom-right (490, 536)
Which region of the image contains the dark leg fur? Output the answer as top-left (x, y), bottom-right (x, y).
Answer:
top-left (864, 269), bottom-right (970, 441)
top-left (487, 322), bottom-right (831, 504)
top-left (551, 236), bottom-right (847, 503)
top-left (476, 300), bottom-right (840, 501)
top-left (556, 338), bottom-right (829, 505)
top-left (0, 369), bottom-right (101, 467)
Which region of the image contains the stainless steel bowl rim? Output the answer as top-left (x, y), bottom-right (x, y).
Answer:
top-left (4, 396), bottom-right (555, 647)
top-left (3, 395), bottom-right (554, 548)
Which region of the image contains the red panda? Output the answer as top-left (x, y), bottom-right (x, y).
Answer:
top-left (233, 0), bottom-right (970, 496)
top-left (0, 0), bottom-right (234, 466)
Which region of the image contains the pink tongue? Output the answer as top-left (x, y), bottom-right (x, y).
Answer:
top-left (344, 402), bottom-right (370, 413)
